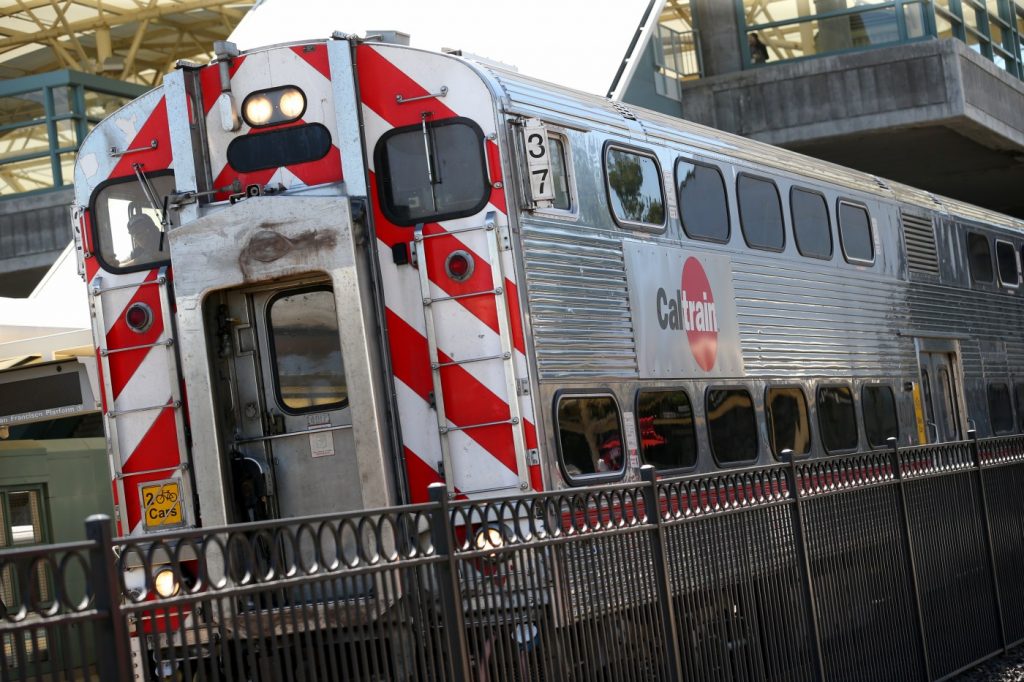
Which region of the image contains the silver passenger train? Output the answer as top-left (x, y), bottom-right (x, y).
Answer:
top-left (74, 34), bottom-right (1024, 539)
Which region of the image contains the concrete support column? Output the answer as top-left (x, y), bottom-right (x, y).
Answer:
top-left (691, 0), bottom-right (743, 76)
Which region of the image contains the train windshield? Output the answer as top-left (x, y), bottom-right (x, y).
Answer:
top-left (92, 173), bottom-right (175, 272)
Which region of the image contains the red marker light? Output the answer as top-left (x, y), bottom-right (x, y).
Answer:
top-left (125, 303), bottom-right (153, 333)
top-left (445, 250), bottom-right (474, 282)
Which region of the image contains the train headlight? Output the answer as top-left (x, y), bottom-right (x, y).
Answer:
top-left (153, 567), bottom-right (180, 598)
top-left (474, 526), bottom-right (504, 552)
top-left (278, 89), bottom-right (305, 118)
top-left (241, 86), bottom-right (306, 128)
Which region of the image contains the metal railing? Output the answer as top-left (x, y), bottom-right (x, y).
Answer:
top-left (2, 431), bottom-right (1024, 681)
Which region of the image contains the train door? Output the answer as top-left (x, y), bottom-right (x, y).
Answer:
top-left (210, 281), bottom-right (361, 522)
top-left (917, 341), bottom-right (965, 442)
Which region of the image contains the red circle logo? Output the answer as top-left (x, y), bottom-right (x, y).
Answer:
top-left (681, 257), bottom-right (718, 371)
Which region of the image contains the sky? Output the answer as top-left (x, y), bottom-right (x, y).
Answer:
top-left (229, 0), bottom-right (654, 96)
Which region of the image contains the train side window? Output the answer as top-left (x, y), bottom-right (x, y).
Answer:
top-left (995, 240), bottom-right (1019, 287)
top-left (790, 188), bottom-right (832, 259)
top-left (817, 385), bottom-right (858, 452)
top-left (268, 287), bottom-right (348, 413)
top-left (91, 172), bottom-right (176, 273)
top-left (737, 174), bottom-right (784, 251)
top-left (547, 135), bottom-right (572, 211)
top-left (374, 117), bottom-right (490, 226)
top-left (967, 232), bottom-right (994, 284)
top-left (556, 394), bottom-right (626, 480)
top-left (676, 160), bottom-right (729, 242)
top-left (1015, 383), bottom-right (1024, 432)
top-left (765, 387), bottom-right (811, 458)
top-left (837, 200), bottom-right (874, 264)
top-left (988, 383), bottom-right (1014, 435)
top-left (706, 388), bottom-right (758, 464)
top-left (636, 389), bottom-right (698, 470)
top-left (604, 144), bottom-right (665, 230)
top-left (862, 385), bottom-right (898, 448)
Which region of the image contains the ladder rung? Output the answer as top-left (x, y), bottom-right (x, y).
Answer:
top-left (440, 417), bottom-right (519, 435)
top-left (414, 223), bottom-right (494, 241)
top-left (108, 400), bottom-right (180, 419)
top-left (100, 338), bottom-right (174, 356)
top-left (91, 275), bottom-right (166, 296)
top-left (433, 352), bottom-right (510, 370)
top-left (424, 287), bottom-right (502, 306)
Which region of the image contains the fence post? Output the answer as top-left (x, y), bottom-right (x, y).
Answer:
top-left (640, 465), bottom-right (684, 682)
top-left (889, 437), bottom-right (933, 681)
top-left (85, 514), bottom-right (131, 682)
top-left (785, 450), bottom-right (826, 682)
top-left (427, 484), bottom-right (472, 682)
top-left (968, 430), bottom-right (1008, 653)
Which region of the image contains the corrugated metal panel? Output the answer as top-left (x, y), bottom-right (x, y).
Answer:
top-left (521, 223), bottom-right (638, 378)
top-left (901, 211), bottom-right (940, 275)
top-left (730, 256), bottom-right (917, 377)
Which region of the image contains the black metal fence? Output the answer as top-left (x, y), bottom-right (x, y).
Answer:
top-left (3, 432), bottom-right (1024, 682)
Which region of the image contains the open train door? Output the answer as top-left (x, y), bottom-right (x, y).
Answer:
top-left (916, 338), bottom-right (966, 443)
top-left (169, 196), bottom-right (397, 527)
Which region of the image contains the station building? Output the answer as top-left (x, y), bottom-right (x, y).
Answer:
top-left (613, 0), bottom-right (1024, 219)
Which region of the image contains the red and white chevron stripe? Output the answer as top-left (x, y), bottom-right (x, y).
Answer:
top-left (357, 44), bottom-right (542, 502)
top-left (201, 43), bottom-right (342, 196)
top-left (76, 90), bottom-right (189, 537)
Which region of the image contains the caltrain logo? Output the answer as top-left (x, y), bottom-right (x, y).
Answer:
top-left (656, 256), bottom-right (719, 371)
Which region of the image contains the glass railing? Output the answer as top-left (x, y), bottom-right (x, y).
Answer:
top-left (738, 0), bottom-right (1024, 80)
top-left (0, 71), bottom-right (145, 197)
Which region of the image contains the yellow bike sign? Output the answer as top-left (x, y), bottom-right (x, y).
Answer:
top-left (140, 480), bottom-right (184, 529)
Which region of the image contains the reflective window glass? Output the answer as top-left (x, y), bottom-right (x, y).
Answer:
top-left (376, 119), bottom-right (489, 226)
top-left (269, 288), bottom-right (347, 413)
top-left (989, 383), bottom-right (1014, 434)
top-left (557, 395), bottom-right (625, 479)
top-left (92, 174), bottom-right (175, 272)
top-left (790, 188), bottom-right (832, 259)
top-left (766, 387), bottom-right (811, 458)
top-left (706, 388), bottom-right (758, 464)
top-left (817, 385), bottom-right (858, 452)
top-left (862, 385), bottom-right (899, 447)
top-left (676, 160), bottom-right (729, 242)
top-left (7, 491), bottom-right (44, 546)
top-left (637, 390), bottom-right (698, 470)
top-left (737, 174), bottom-right (784, 251)
top-left (548, 136), bottom-right (571, 211)
top-left (996, 241), bottom-right (1019, 286)
top-left (605, 147), bottom-right (665, 228)
top-left (968, 232), bottom-right (994, 283)
top-left (838, 201), bottom-right (874, 263)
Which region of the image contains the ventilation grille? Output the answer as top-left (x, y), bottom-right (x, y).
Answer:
top-left (609, 100), bottom-right (638, 121)
top-left (901, 211), bottom-right (939, 274)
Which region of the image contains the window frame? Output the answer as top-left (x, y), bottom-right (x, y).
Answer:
top-left (967, 231), bottom-right (995, 284)
top-left (265, 284), bottom-right (349, 416)
top-left (602, 140), bottom-right (668, 234)
top-left (764, 384), bottom-right (813, 460)
top-left (529, 130), bottom-right (578, 219)
top-left (836, 198), bottom-right (875, 266)
top-left (789, 186), bottom-right (834, 260)
top-left (816, 383), bottom-right (860, 454)
top-left (860, 383), bottom-right (900, 449)
top-left (736, 172), bottom-right (786, 253)
top-left (675, 157), bottom-right (731, 244)
top-left (0, 484), bottom-right (50, 548)
top-left (553, 390), bottom-right (628, 485)
top-left (704, 385), bottom-right (760, 467)
top-left (994, 239), bottom-right (1020, 289)
top-left (372, 116), bottom-right (492, 227)
top-left (88, 170), bottom-right (175, 275)
top-left (634, 387), bottom-right (700, 474)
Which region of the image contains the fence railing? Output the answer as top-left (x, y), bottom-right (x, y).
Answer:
top-left (2, 431), bottom-right (1023, 681)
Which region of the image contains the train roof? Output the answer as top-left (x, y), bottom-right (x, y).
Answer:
top-left (468, 55), bottom-right (1024, 235)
